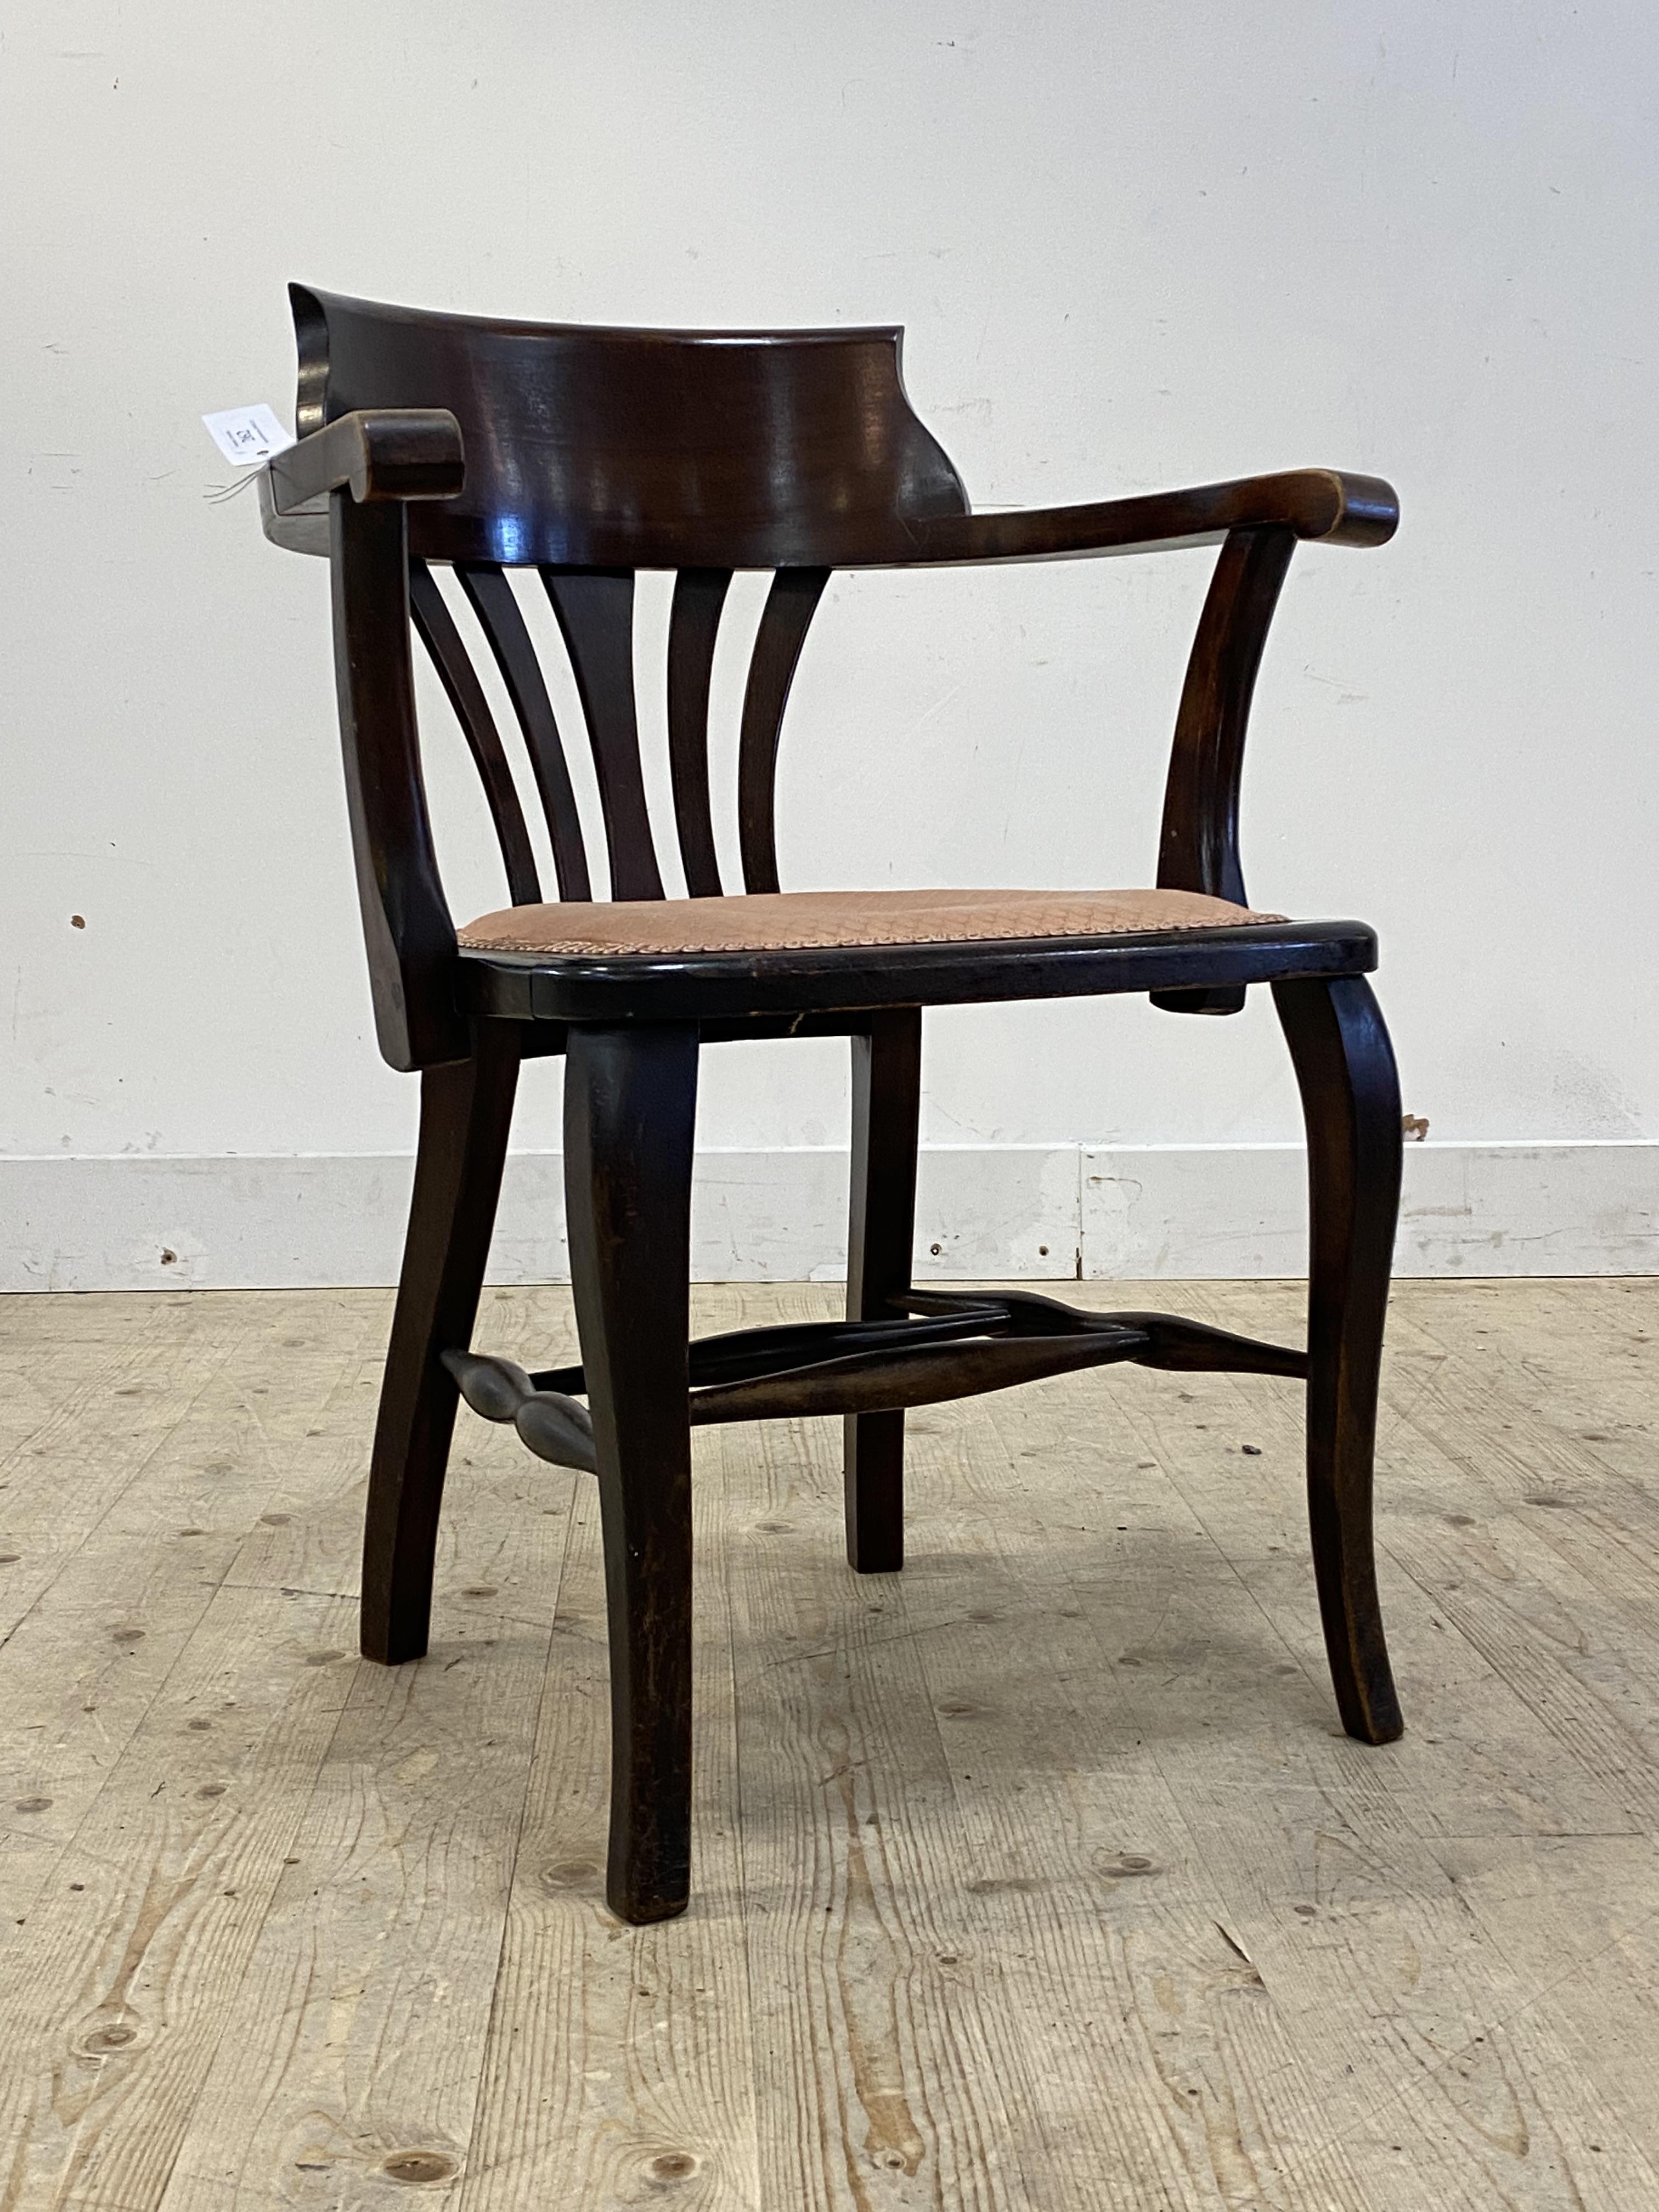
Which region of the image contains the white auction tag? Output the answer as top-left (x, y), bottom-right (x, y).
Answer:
top-left (202, 403), bottom-right (295, 466)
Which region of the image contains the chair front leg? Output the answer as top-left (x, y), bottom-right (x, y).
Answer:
top-left (565, 1022), bottom-right (699, 1923)
top-left (844, 1007), bottom-right (922, 1572)
top-left (362, 1023), bottom-right (521, 1665)
top-left (1273, 974), bottom-right (1404, 1745)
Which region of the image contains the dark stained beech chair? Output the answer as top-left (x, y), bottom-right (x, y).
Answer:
top-left (259, 285), bottom-right (1406, 1925)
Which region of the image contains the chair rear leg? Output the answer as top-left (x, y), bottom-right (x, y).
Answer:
top-left (362, 1024), bottom-right (521, 1666)
top-left (844, 1007), bottom-right (922, 1572)
top-left (565, 1022), bottom-right (699, 1923)
top-left (1273, 974), bottom-right (1404, 1745)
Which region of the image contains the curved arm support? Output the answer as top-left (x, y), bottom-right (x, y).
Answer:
top-left (1153, 524), bottom-right (1299, 1014)
top-left (255, 414), bottom-right (467, 1064)
top-left (893, 469), bottom-right (1396, 567)
top-left (1159, 525), bottom-right (1298, 906)
top-left (330, 497), bottom-right (464, 1070)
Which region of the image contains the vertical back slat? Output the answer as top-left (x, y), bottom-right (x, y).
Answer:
top-left (457, 565), bottom-right (592, 901)
top-left (665, 569), bottom-right (732, 897)
top-left (737, 567), bottom-right (830, 894)
top-left (408, 562), bottom-right (543, 906)
top-left (541, 570), bottom-right (665, 901)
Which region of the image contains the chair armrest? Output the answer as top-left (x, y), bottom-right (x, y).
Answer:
top-left (898, 470), bottom-right (1397, 565)
top-left (269, 408), bottom-right (465, 510)
top-left (259, 409), bottom-right (464, 554)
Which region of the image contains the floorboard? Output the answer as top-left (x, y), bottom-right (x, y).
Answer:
top-left (0, 1278), bottom-right (1654, 2209)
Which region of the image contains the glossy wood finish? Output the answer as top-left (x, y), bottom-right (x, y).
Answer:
top-left (269, 295), bottom-right (1397, 1075)
top-left (694, 1327), bottom-right (1153, 1421)
top-left (1273, 974), bottom-right (1406, 1744)
top-left (362, 1022), bottom-right (521, 1663)
top-left (907, 1287), bottom-right (1311, 1375)
top-left (408, 564), bottom-right (542, 905)
top-left (544, 570), bottom-right (664, 900)
top-left (267, 289), bottom-right (1393, 568)
top-left (284, 285), bottom-right (969, 569)
top-left (738, 568), bottom-right (831, 893)
top-left (269, 400), bottom-right (463, 512)
top-left (462, 920), bottom-right (1379, 1027)
top-left (263, 285), bottom-right (1408, 1921)
top-left (665, 568), bottom-right (732, 896)
top-left (538, 1300), bottom-right (1009, 1396)
top-left (844, 1010), bottom-right (922, 1571)
top-left (328, 496), bottom-right (462, 1073)
top-left (563, 1024), bottom-right (701, 1922)
top-left (1159, 527), bottom-right (1297, 909)
top-left (443, 1289), bottom-right (1308, 1479)
top-left (890, 466), bottom-right (1397, 563)
top-left (456, 562), bottom-right (592, 899)
top-left (1153, 523), bottom-right (1297, 1015)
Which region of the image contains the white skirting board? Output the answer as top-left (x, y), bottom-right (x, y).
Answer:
top-left (1, 1143), bottom-right (1655, 1291)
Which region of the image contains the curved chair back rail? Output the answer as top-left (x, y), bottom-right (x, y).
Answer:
top-left (272, 288), bottom-right (984, 1058)
top-left (263, 286), bottom-right (1397, 1069)
top-left (290, 284), bottom-right (971, 571)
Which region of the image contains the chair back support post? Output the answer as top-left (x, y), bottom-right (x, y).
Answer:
top-left (330, 493), bottom-right (466, 1071)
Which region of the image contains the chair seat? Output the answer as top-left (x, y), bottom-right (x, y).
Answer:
top-left (456, 887), bottom-right (1376, 1024)
top-left (460, 885), bottom-right (1282, 956)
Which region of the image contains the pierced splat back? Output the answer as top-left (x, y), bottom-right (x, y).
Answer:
top-left (287, 286), bottom-right (970, 1063)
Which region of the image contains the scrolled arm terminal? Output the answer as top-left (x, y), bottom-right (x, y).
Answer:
top-left (267, 407), bottom-right (465, 512)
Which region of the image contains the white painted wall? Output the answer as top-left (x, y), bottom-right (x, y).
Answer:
top-left (3, 2), bottom-right (1657, 1283)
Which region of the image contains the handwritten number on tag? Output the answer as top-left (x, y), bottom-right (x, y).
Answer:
top-left (202, 404), bottom-right (295, 467)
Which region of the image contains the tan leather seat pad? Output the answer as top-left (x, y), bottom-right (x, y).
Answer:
top-left (458, 886), bottom-right (1286, 958)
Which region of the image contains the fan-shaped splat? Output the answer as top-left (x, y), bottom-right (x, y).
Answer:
top-left (541, 571), bottom-right (664, 902)
top-left (407, 560), bottom-right (833, 913)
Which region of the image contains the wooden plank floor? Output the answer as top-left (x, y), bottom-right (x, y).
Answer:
top-left (0, 1277), bottom-right (1655, 2210)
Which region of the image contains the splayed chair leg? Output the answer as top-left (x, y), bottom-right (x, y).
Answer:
top-left (362, 1024), bottom-right (521, 1666)
top-left (844, 1007), bottom-right (922, 1572)
top-left (565, 1022), bottom-right (699, 1923)
top-left (1274, 974), bottom-right (1405, 1745)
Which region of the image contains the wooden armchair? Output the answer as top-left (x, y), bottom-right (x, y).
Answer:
top-left (261, 285), bottom-right (1404, 1925)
